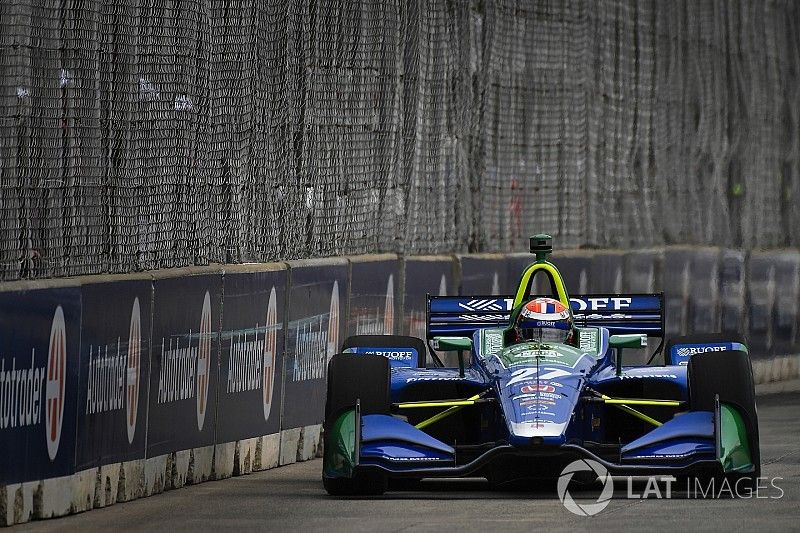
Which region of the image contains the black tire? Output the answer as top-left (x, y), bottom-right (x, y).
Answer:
top-left (323, 470), bottom-right (388, 496)
top-left (325, 353), bottom-right (391, 419)
top-left (323, 354), bottom-right (390, 496)
top-left (687, 343), bottom-right (760, 484)
top-left (341, 334), bottom-right (428, 368)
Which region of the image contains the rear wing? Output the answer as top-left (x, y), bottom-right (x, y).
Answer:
top-left (426, 293), bottom-right (664, 339)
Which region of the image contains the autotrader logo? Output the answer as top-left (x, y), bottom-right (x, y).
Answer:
top-left (558, 459), bottom-right (613, 516)
top-left (126, 297), bottom-right (141, 444)
top-left (196, 291), bottom-right (212, 431)
top-left (46, 306), bottom-right (67, 461)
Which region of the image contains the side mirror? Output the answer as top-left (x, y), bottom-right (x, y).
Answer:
top-left (432, 337), bottom-right (472, 351)
top-left (609, 334), bottom-right (648, 376)
top-left (432, 337), bottom-right (472, 377)
top-left (609, 334), bottom-right (648, 349)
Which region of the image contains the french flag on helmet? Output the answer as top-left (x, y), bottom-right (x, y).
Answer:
top-left (521, 297), bottom-right (570, 320)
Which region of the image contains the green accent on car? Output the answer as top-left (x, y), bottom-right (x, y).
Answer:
top-left (323, 409), bottom-right (357, 479)
top-left (480, 329), bottom-right (505, 357)
top-left (719, 403), bottom-right (754, 473)
top-left (497, 342), bottom-right (588, 368)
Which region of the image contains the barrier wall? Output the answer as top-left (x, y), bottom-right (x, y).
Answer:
top-left (1, 247), bottom-right (799, 524)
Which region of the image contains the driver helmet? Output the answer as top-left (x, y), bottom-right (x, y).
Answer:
top-left (515, 297), bottom-right (574, 344)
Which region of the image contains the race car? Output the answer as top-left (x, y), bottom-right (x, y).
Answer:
top-left (322, 234), bottom-right (760, 495)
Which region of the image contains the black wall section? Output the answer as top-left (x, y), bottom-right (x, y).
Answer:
top-left (76, 279), bottom-right (151, 470)
top-left (689, 249), bottom-right (721, 335)
top-left (587, 251), bottom-right (624, 293)
top-left (772, 252), bottom-right (800, 356)
top-left (147, 273), bottom-right (222, 457)
top-left (664, 249), bottom-right (693, 339)
top-left (748, 253), bottom-right (776, 357)
top-left (217, 268), bottom-right (287, 443)
top-left (458, 255), bottom-right (507, 295)
top-left (624, 250), bottom-right (662, 293)
top-left (282, 260), bottom-right (349, 429)
top-left (348, 257), bottom-right (400, 337)
top-left (402, 257), bottom-right (455, 340)
top-left (0, 286), bottom-right (81, 484)
top-left (719, 250), bottom-right (746, 337)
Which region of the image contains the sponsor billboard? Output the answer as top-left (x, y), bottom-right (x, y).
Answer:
top-left (76, 279), bottom-right (151, 469)
top-left (664, 249), bottom-right (693, 338)
top-left (0, 287), bottom-right (81, 484)
top-left (402, 257), bottom-right (455, 340)
top-left (216, 268), bottom-right (287, 443)
top-left (689, 249), bottom-right (721, 334)
top-left (747, 252), bottom-right (776, 356)
top-left (623, 250), bottom-right (662, 293)
top-left (719, 250), bottom-right (746, 337)
top-left (458, 255), bottom-right (507, 295)
top-left (505, 252), bottom-right (591, 297)
top-left (348, 257), bottom-right (399, 337)
top-left (587, 251), bottom-right (624, 294)
top-left (772, 252), bottom-right (800, 355)
top-left (147, 273), bottom-right (221, 457)
top-left (282, 260), bottom-right (348, 429)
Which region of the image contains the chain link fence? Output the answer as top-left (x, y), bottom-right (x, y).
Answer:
top-left (1, 0), bottom-right (799, 281)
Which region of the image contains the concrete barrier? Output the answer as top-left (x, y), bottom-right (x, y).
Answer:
top-left (1, 247), bottom-right (799, 525)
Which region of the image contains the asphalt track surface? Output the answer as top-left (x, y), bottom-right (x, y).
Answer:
top-left (19, 393), bottom-right (800, 532)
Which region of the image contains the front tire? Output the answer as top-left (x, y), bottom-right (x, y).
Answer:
top-left (687, 343), bottom-right (760, 486)
top-left (323, 354), bottom-right (390, 496)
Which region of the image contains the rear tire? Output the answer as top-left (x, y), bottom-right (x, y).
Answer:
top-left (687, 344), bottom-right (760, 486)
top-left (323, 354), bottom-right (390, 496)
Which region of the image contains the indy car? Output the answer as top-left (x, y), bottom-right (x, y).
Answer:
top-left (322, 235), bottom-right (760, 495)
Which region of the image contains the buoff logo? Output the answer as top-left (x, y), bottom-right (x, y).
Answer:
top-left (197, 291), bottom-right (212, 431)
top-left (676, 345), bottom-right (727, 357)
top-left (46, 306), bottom-right (67, 461)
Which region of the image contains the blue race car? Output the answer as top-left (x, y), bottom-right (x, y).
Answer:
top-left (322, 235), bottom-right (760, 495)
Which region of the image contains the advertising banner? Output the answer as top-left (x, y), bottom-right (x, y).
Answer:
top-left (147, 273), bottom-right (222, 457)
top-left (76, 279), bottom-right (151, 470)
top-left (402, 257), bottom-right (455, 340)
top-left (505, 252), bottom-right (591, 297)
top-left (216, 267), bottom-right (287, 443)
top-left (771, 252), bottom-right (799, 355)
top-left (747, 252), bottom-right (776, 357)
top-left (458, 255), bottom-right (507, 295)
top-left (348, 256), bottom-right (399, 337)
top-left (0, 286), bottom-right (81, 484)
top-left (719, 250), bottom-right (746, 337)
top-left (282, 260), bottom-right (348, 429)
top-left (624, 250), bottom-right (662, 293)
top-left (587, 251), bottom-right (625, 294)
top-left (688, 249), bottom-right (721, 335)
top-left (664, 248), bottom-right (694, 339)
